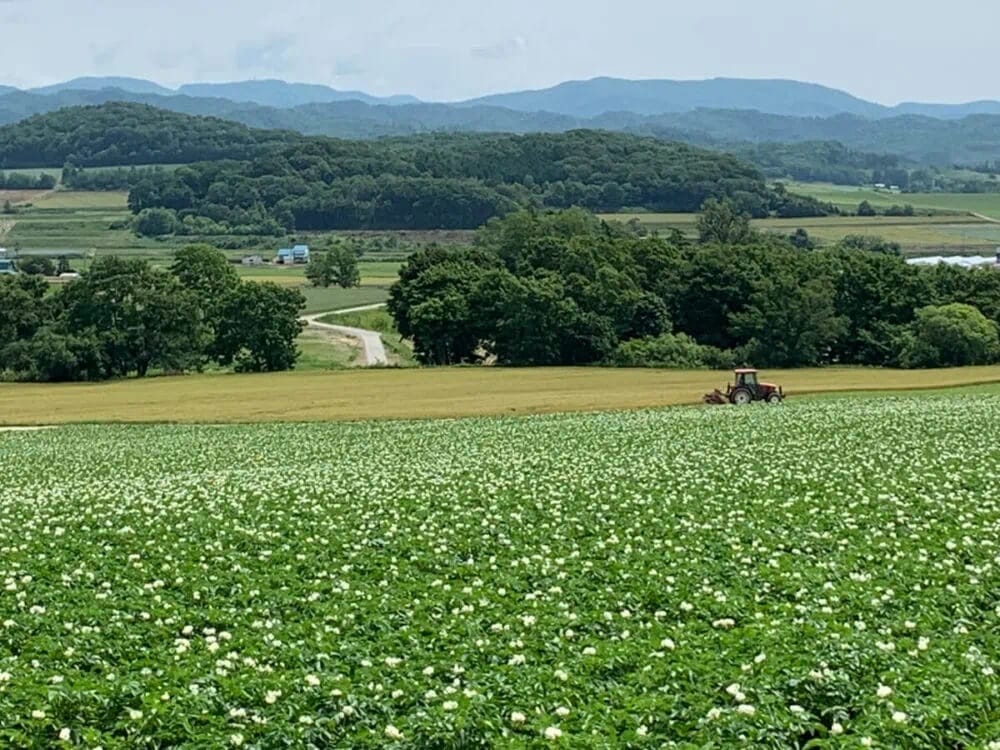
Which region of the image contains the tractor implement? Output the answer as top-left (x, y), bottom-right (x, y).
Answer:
top-left (704, 369), bottom-right (784, 405)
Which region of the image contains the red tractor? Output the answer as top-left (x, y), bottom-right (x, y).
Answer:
top-left (704, 369), bottom-right (784, 405)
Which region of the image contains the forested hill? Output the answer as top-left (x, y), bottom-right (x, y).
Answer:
top-left (126, 130), bottom-right (832, 232)
top-left (7, 90), bottom-right (1000, 165)
top-left (0, 103), bottom-right (301, 168)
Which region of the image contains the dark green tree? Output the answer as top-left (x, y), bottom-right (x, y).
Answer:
top-left (17, 256), bottom-right (57, 276)
top-left (305, 253), bottom-right (334, 288)
top-left (60, 257), bottom-right (207, 377)
top-left (1, 328), bottom-right (103, 382)
top-left (0, 275), bottom-right (50, 353)
top-left (729, 257), bottom-right (847, 367)
top-left (330, 244), bottom-right (361, 288)
top-left (134, 208), bottom-right (178, 237)
top-left (214, 283), bottom-right (305, 372)
top-left (838, 235), bottom-right (901, 255)
top-left (170, 244), bottom-right (240, 305)
top-left (789, 228), bottom-right (815, 250)
top-left (899, 303), bottom-right (1000, 367)
top-left (696, 198), bottom-right (755, 245)
top-left (389, 246), bottom-right (499, 365)
top-left (305, 247), bottom-right (358, 289)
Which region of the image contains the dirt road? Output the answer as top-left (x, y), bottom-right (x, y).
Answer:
top-left (301, 304), bottom-right (388, 367)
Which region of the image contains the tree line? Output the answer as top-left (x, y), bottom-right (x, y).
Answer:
top-left (0, 171), bottom-right (56, 190)
top-left (124, 130), bottom-right (834, 233)
top-left (388, 206), bottom-right (1000, 369)
top-left (0, 246), bottom-right (305, 382)
top-left (733, 141), bottom-right (907, 187)
top-left (61, 164), bottom-right (171, 191)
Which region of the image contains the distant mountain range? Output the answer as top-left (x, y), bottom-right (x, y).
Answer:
top-left (464, 77), bottom-right (1000, 120)
top-left (5, 76), bottom-right (1000, 165)
top-left (10, 77), bottom-right (420, 109)
top-left (462, 78), bottom-right (885, 119)
top-left (8, 75), bottom-right (1000, 120)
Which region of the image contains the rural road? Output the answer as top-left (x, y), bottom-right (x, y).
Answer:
top-left (301, 304), bottom-right (389, 367)
top-left (971, 212), bottom-right (1000, 224)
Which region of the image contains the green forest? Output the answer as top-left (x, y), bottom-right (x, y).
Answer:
top-left (122, 130), bottom-right (833, 232)
top-left (390, 208), bottom-right (1000, 369)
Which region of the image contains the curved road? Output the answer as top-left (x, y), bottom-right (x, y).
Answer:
top-left (301, 304), bottom-right (389, 367)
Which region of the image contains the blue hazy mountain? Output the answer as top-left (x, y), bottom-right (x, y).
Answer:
top-left (461, 77), bottom-right (889, 118)
top-left (177, 80), bottom-right (419, 108)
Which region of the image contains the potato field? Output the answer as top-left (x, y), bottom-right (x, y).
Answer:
top-left (1, 396), bottom-right (999, 748)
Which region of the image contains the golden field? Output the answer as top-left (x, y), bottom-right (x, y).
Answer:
top-left (5, 366), bottom-right (1000, 425)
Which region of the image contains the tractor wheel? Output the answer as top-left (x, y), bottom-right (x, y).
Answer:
top-left (766, 392), bottom-right (783, 405)
top-left (731, 388), bottom-right (752, 406)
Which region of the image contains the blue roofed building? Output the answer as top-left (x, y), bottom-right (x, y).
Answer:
top-left (275, 244), bottom-right (310, 265)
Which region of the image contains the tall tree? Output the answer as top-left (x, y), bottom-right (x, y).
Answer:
top-left (306, 245), bottom-right (360, 289)
top-left (170, 244), bottom-right (240, 302)
top-left (696, 198), bottom-right (755, 245)
top-left (329, 243), bottom-right (361, 288)
top-left (730, 261), bottom-right (846, 367)
top-left (214, 283), bottom-right (305, 372)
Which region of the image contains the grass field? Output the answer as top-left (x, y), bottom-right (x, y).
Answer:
top-left (1, 394), bottom-right (998, 746)
top-left (237, 261), bottom-right (403, 288)
top-left (783, 181), bottom-right (1000, 217)
top-left (5, 366), bottom-right (1000, 425)
top-left (602, 211), bottom-right (1000, 254)
top-left (299, 286), bottom-right (390, 314)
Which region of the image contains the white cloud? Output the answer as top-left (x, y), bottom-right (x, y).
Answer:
top-left (0, 0), bottom-right (998, 103)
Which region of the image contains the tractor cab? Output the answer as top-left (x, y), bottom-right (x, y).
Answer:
top-left (734, 369), bottom-right (759, 391)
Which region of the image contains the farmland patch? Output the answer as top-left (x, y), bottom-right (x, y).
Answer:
top-left (1, 396), bottom-right (998, 746)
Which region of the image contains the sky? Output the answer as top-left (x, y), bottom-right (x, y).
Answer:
top-left (1, 0), bottom-right (997, 104)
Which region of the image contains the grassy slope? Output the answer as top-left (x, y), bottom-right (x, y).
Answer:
top-left (5, 366), bottom-right (1000, 426)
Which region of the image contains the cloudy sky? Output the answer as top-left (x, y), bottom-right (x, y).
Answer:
top-left (1, 0), bottom-right (995, 103)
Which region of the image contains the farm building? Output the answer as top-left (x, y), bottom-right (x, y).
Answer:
top-left (0, 248), bottom-right (15, 275)
top-left (275, 245), bottom-right (310, 265)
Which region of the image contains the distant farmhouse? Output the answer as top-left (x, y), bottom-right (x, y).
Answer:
top-left (275, 244), bottom-right (310, 265)
top-left (0, 248), bottom-right (16, 275)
